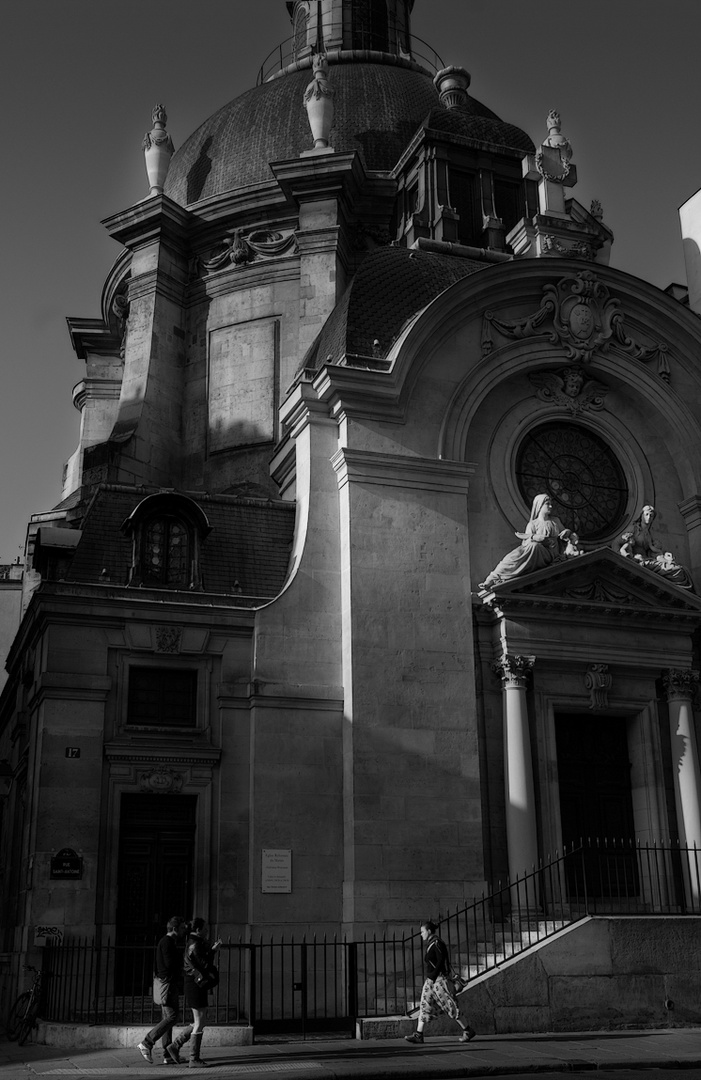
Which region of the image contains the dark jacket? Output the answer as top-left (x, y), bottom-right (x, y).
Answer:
top-left (154, 933), bottom-right (184, 981)
top-left (183, 931), bottom-right (214, 978)
top-left (424, 934), bottom-right (450, 981)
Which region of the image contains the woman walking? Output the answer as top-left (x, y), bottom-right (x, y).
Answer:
top-left (405, 920), bottom-right (475, 1045)
top-left (182, 918), bottom-right (221, 1068)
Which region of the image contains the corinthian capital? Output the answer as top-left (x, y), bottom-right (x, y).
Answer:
top-left (662, 668), bottom-right (700, 702)
top-left (493, 655), bottom-right (536, 689)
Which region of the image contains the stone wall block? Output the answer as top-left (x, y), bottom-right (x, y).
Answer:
top-left (549, 974), bottom-right (664, 1030)
top-left (483, 952), bottom-right (549, 1007)
top-left (609, 917), bottom-right (700, 974)
top-left (538, 919), bottom-right (613, 976)
top-left (494, 1005), bottom-right (552, 1034)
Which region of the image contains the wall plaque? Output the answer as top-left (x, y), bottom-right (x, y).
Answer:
top-left (262, 848), bottom-right (292, 893)
top-left (50, 847), bottom-right (83, 880)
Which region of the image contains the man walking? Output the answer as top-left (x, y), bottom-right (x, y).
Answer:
top-left (137, 915), bottom-right (191, 1065)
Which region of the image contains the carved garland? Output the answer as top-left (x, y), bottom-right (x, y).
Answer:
top-left (482, 270), bottom-right (670, 378)
top-left (196, 228), bottom-right (298, 276)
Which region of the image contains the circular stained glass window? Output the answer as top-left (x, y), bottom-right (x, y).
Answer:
top-left (515, 422), bottom-right (627, 539)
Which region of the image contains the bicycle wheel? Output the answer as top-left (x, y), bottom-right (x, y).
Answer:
top-left (6, 991), bottom-right (31, 1040)
top-left (17, 1002), bottom-right (39, 1046)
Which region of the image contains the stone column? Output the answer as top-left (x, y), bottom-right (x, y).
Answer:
top-left (663, 668), bottom-right (701, 904)
top-left (494, 655), bottom-right (538, 881)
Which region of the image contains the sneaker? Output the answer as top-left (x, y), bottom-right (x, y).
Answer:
top-left (138, 1042), bottom-right (154, 1063)
top-left (459, 1027), bottom-right (476, 1043)
top-left (164, 1043), bottom-right (181, 1065)
top-left (188, 1060), bottom-right (209, 1068)
top-left (404, 1031), bottom-right (424, 1044)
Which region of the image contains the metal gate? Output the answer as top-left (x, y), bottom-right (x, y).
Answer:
top-left (250, 938), bottom-right (356, 1035)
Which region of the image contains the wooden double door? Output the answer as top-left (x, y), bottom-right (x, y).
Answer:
top-left (116, 794), bottom-right (196, 991)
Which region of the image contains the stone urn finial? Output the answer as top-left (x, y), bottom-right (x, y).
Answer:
top-left (544, 109), bottom-right (572, 162)
top-left (433, 66), bottom-right (471, 109)
top-left (303, 52), bottom-right (335, 151)
top-left (142, 103), bottom-right (175, 196)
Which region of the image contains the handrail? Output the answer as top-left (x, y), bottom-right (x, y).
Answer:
top-left (408, 839), bottom-right (701, 987)
top-left (256, 33), bottom-right (444, 85)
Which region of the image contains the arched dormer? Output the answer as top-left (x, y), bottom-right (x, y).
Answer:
top-left (121, 492), bottom-right (211, 590)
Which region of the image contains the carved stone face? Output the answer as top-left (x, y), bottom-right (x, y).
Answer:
top-left (563, 369), bottom-right (584, 397)
top-left (642, 505), bottom-right (656, 524)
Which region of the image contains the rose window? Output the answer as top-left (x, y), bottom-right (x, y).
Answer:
top-left (515, 422), bottom-right (627, 539)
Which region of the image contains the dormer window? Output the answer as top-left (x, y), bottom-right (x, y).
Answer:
top-left (144, 516), bottom-right (190, 587)
top-left (122, 493), bottom-right (211, 590)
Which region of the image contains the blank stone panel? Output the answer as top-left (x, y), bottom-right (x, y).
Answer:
top-left (207, 318), bottom-right (278, 453)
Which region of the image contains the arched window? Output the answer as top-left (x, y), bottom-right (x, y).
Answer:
top-left (143, 516), bottom-right (190, 587)
top-left (122, 493), bottom-right (211, 590)
top-left (292, 3), bottom-right (310, 60)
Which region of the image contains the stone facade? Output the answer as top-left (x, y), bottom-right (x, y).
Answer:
top-left (2, 0), bottom-right (701, 1034)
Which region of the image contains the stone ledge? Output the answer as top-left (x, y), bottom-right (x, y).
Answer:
top-left (36, 1022), bottom-right (253, 1049)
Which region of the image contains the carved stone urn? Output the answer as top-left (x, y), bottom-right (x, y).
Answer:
top-left (303, 53), bottom-right (334, 150)
top-left (142, 104), bottom-right (175, 196)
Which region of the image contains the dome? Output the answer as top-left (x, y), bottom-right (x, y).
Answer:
top-left (164, 61), bottom-right (534, 206)
top-left (300, 245), bottom-right (489, 370)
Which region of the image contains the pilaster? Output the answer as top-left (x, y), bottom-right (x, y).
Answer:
top-left (100, 196), bottom-right (192, 487)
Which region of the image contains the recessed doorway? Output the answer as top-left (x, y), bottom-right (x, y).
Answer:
top-left (116, 794), bottom-right (196, 992)
top-left (556, 714), bottom-right (639, 898)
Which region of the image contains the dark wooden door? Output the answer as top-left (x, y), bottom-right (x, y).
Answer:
top-left (116, 794), bottom-right (196, 992)
top-left (556, 715), bottom-right (639, 898)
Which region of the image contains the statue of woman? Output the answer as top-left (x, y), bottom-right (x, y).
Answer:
top-left (619, 505), bottom-right (694, 590)
top-left (479, 493), bottom-right (572, 591)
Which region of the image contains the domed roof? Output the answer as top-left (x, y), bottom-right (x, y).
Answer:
top-left (164, 61), bottom-right (534, 206)
top-left (301, 245), bottom-right (489, 370)
top-left (424, 105), bottom-right (534, 154)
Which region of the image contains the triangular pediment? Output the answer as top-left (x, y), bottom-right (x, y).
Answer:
top-left (481, 547), bottom-right (701, 623)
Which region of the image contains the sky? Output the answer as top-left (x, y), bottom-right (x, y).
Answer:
top-left (2, 0), bottom-right (701, 564)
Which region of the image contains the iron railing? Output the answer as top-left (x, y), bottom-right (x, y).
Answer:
top-left (38, 841), bottom-right (701, 1031)
top-left (257, 33), bottom-right (444, 84)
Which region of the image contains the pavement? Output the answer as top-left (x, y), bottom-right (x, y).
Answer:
top-left (3, 1028), bottom-right (701, 1080)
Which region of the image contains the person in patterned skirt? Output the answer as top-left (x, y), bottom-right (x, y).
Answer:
top-left (404, 920), bottom-right (476, 1045)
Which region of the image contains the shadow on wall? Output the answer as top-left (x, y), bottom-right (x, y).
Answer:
top-left (187, 137), bottom-right (213, 205)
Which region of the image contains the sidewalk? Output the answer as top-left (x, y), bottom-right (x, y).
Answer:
top-left (3, 1028), bottom-right (701, 1080)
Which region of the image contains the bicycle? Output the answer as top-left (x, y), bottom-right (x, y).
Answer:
top-left (7, 965), bottom-right (43, 1045)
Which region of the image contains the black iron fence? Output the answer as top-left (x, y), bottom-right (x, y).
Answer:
top-left (39, 841), bottom-right (701, 1032)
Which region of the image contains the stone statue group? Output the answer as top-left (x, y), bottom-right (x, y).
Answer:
top-left (479, 495), bottom-right (693, 592)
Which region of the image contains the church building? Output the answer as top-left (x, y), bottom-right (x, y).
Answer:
top-left (3, 0), bottom-right (701, 1032)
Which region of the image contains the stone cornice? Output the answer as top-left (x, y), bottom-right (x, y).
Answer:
top-left (128, 269), bottom-right (187, 306)
top-left (104, 741), bottom-right (222, 767)
top-left (66, 317), bottom-right (122, 361)
top-left (270, 151), bottom-right (367, 210)
top-left (72, 379), bottom-right (122, 412)
top-left (102, 194), bottom-right (192, 254)
top-left (34, 673), bottom-right (112, 703)
top-left (331, 448), bottom-right (474, 494)
top-left (313, 363), bottom-right (405, 422)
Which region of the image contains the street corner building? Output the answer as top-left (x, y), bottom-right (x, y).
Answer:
top-left (4, 0), bottom-right (701, 1039)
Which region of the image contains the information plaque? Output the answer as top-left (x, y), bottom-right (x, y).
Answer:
top-left (261, 848), bottom-right (292, 893)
